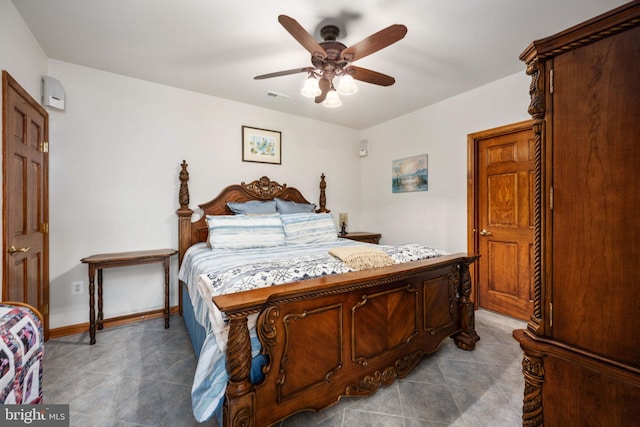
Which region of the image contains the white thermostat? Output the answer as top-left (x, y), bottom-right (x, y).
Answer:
top-left (42, 76), bottom-right (65, 110)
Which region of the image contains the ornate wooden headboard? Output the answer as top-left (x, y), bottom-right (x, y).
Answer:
top-left (176, 160), bottom-right (330, 264)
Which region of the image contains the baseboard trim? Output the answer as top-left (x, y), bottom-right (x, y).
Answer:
top-left (48, 305), bottom-right (180, 339)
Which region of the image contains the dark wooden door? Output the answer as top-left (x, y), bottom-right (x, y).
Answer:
top-left (469, 121), bottom-right (534, 320)
top-left (2, 71), bottom-right (49, 338)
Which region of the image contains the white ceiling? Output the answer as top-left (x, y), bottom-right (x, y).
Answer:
top-left (12, 0), bottom-right (629, 129)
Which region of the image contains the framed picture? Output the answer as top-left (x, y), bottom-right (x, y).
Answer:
top-left (242, 126), bottom-right (281, 164)
top-left (392, 154), bottom-right (428, 193)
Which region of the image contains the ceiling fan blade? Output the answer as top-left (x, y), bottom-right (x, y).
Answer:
top-left (254, 67), bottom-right (314, 80)
top-left (315, 78), bottom-right (331, 103)
top-left (348, 66), bottom-right (396, 86)
top-left (278, 15), bottom-right (327, 61)
top-left (340, 24), bottom-right (407, 62)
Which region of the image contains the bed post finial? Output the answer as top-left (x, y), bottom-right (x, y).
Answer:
top-left (316, 173), bottom-right (330, 213)
top-left (177, 161), bottom-right (194, 306)
top-left (179, 160), bottom-right (190, 209)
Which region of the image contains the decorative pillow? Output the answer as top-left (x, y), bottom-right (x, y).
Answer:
top-left (206, 214), bottom-right (285, 249)
top-left (226, 200), bottom-right (277, 215)
top-left (275, 198), bottom-right (316, 214)
top-left (280, 213), bottom-right (338, 244)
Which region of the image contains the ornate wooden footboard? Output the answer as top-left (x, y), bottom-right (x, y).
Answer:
top-left (215, 254), bottom-right (478, 427)
top-left (175, 160), bottom-right (479, 426)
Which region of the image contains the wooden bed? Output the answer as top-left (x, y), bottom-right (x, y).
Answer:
top-left (176, 160), bottom-right (480, 427)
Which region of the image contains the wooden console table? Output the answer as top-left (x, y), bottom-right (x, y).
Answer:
top-left (81, 248), bottom-right (177, 344)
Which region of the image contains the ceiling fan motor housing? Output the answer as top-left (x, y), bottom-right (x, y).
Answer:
top-left (313, 25), bottom-right (349, 80)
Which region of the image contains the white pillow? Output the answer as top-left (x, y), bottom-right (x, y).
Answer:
top-left (280, 213), bottom-right (338, 244)
top-left (206, 214), bottom-right (285, 249)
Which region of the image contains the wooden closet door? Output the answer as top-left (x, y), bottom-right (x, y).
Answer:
top-left (550, 26), bottom-right (640, 366)
top-left (476, 126), bottom-right (535, 320)
top-left (2, 71), bottom-right (50, 338)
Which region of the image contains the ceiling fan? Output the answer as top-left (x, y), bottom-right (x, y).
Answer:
top-left (254, 15), bottom-right (408, 107)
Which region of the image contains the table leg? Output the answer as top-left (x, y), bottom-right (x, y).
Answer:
top-left (163, 256), bottom-right (170, 329)
top-left (97, 269), bottom-right (104, 330)
top-left (88, 265), bottom-right (96, 345)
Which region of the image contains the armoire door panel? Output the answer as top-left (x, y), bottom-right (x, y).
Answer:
top-left (551, 25), bottom-right (640, 366)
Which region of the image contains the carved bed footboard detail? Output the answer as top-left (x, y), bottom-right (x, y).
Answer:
top-left (452, 256), bottom-right (480, 350)
top-left (224, 314), bottom-right (256, 427)
top-left (346, 351), bottom-right (422, 395)
top-left (277, 305), bottom-right (344, 402)
top-left (257, 306), bottom-right (278, 377)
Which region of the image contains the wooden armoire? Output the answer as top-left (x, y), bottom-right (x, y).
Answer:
top-left (513, 2), bottom-right (640, 426)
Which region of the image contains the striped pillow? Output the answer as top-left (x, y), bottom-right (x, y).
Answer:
top-left (206, 214), bottom-right (285, 249)
top-left (280, 213), bottom-right (338, 244)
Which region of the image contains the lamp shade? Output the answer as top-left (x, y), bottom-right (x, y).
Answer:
top-left (301, 77), bottom-right (321, 97)
top-left (337, 75), bottom-right (358, 96)
top-left (323, 89), bottom-right (342, 108)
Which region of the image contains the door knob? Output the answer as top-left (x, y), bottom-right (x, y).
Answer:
top-left (8, 245), bottom-right (30, 255)
top-left (479, 229), bottom-right (492, 236)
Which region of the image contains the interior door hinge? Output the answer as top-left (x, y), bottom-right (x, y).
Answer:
top-left (549, 69), bottom-right (554, 94)
top-left (550, 186), bottom-right (554, 210)
top-left (42, 304), bottom-right (49, 315)
top-left (549, 302), bottom-right (553, 327)
top-left (41, 223), bottom-right (49, 234)
top-left (41, 141), bottom-right (49, 153)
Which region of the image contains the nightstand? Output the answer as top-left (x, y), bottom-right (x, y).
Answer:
top-left (339, 232), bottom-right (382, 244)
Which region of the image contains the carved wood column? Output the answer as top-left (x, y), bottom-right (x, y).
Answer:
top-left (176, 160), bottom-right (194, 316)
top-left (453, 256), bottom-right (480, 350)
top-left (524, 59), bottom-right (546, 337)
top-left (223, 314), bottom-right (255, 427)
top-left (177, 160), bottom-right (194, 264)
top-left (521, 350), bottom-right (545, 427)
top-left (316, 173), bottom-right (330, 213)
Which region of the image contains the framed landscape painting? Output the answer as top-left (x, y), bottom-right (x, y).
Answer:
top-left (242, 126), bottom-right (282, 164)
top-left (392, 154), bottom-right (428, 193)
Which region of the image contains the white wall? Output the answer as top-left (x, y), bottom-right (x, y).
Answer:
top-left (46, 60), bottom-right (360, 328)
top-left (359, 72), bottom-right (532, 252)
top-left (0, 0), bottom-right (48, 296)
top-left (0, 0), bottom-right (47, 99)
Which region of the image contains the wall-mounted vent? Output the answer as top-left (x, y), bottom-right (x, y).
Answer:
top-left (266, 91), bottom-right (290, 99)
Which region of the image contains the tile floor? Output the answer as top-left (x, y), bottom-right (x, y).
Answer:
top-left (43, 309), bottom-right (525, 426)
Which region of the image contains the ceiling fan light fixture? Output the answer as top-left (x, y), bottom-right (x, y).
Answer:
top-left (336, 74), bottom-right (358, 96)
top-left (301, 76), bottom-right (321, 97)
top-left (323, 88), bottom-right (342, 108)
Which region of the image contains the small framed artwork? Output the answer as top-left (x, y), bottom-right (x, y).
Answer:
top-left (242, 126), bottom-right (282, 164)
top-left (392, 154), bottom-right (428, 193)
